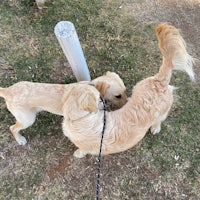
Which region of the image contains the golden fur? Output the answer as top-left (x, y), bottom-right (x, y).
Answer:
top-left (92, 71), bottom-right (127, 109)
top-left (0, 72), bottom-right (127, 145)
top-left (62, 23), bottom-right (195, 158)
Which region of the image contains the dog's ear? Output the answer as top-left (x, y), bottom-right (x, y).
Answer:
top-left (93, 81), bottom-right (110, 96)
top-left (106, 71), bottom-right (115, 78)
top-left (105, 71), bottom-right (126, 90)
top-left (78, 91), bottom-right (98, 113)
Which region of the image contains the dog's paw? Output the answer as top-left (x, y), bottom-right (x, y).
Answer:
top-left (73, 149), bottom-right (86, 158)
top-left (16, 135), bottom-right (27, 145)
top-left (151, 125), bottom-right (161, 135)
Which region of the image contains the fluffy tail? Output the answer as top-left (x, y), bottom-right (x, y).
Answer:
top-left (0, 87), bottom-right (6, 98)
top-left (156, 23), bottom-right (195, 84)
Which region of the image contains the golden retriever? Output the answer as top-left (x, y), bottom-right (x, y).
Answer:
top-left (92, 71), bottom-right (127, 110)
top-left (62, 23), bottom-right (195, 158)
top-left (0, 72), bottom-right (127, 145)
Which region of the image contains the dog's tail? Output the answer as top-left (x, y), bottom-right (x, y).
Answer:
top-left (0, 87), bottom-right (6, 99)
top-left (155, 23), bottom-right (195, 85)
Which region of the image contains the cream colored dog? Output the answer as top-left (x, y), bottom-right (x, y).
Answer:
top-left (0, 72), bottom-right (127, 145)
top-left (62, 23), bottom-right (195, 158)
top-left (92, 71), bottom-right (127, 110)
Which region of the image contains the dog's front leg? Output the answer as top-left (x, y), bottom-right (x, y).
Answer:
top-left (73, 149), bottom-right (87, 158)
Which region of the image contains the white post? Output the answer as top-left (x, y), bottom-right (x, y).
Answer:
top-left (54, 21), bottom-right (91, 81)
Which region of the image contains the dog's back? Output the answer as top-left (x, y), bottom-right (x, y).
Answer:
top-left (2, 81), bottom-right (67, 115)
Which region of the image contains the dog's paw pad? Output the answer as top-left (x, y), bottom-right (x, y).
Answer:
top-left (16, 136), bottom-right (27, 145)
top-left (73, 149), bottom-right (86, 158)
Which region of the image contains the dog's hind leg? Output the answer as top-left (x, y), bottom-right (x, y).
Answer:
top-left (151, 110), bottom-right (169, 135)
top-left (151, 121), bottom-right (162, 135)
top-left (10, 121), bottom-right (28, 145)
top-left (9, 108), bottom-right (37, 145)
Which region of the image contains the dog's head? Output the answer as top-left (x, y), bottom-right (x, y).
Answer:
top-left (92, 71), bottom-right (127, 109)
top-left (62, 83), bottom-right (101, 120)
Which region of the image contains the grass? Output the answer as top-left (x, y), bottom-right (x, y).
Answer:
top-left (0, 0), bottom-right (199, 199)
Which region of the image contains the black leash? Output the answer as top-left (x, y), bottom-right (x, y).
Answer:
top-left (96, 97), bottom-right (107, 200)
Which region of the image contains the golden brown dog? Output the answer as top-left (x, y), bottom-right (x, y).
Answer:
top-left (92, 71), bottom-right (127, 109)
top-left (62, 23), bottom-right (195, 158)
top-left (0, 72), bottom-right (127, 145)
